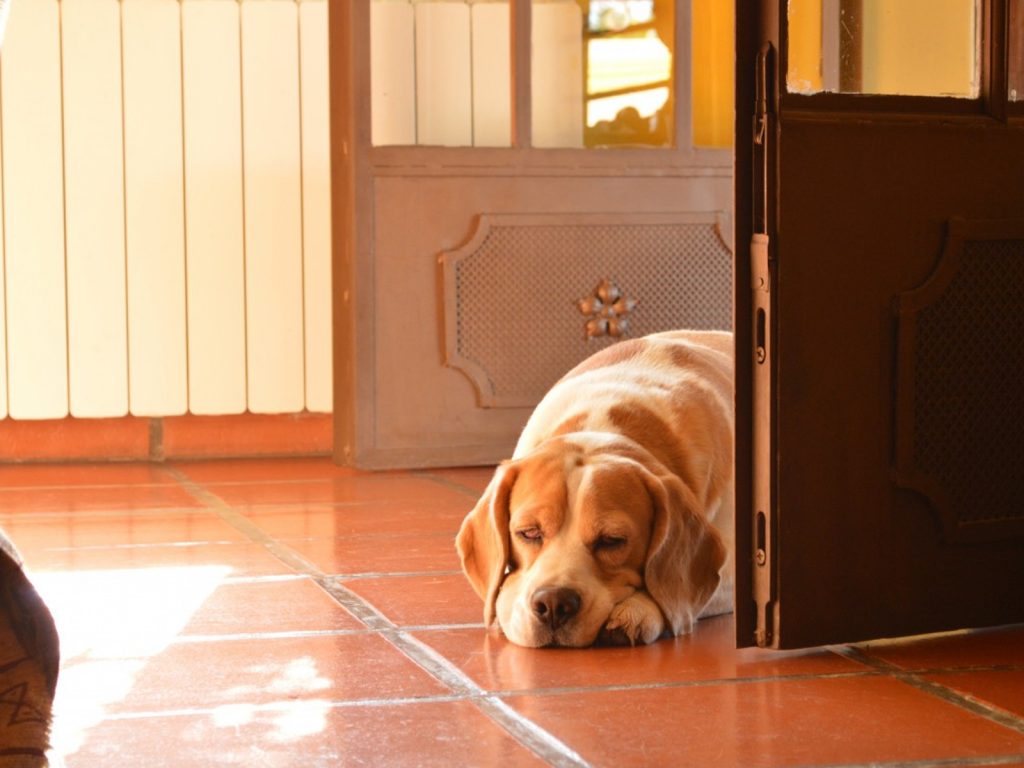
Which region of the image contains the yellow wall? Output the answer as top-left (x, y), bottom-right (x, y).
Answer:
top-left (691, 0), bottom-right (734, 148)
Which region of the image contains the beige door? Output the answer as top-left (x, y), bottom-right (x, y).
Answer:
top-left (330, 0), bottom-right (736, 469)
top-left (735, 0), bottom-right (1024, 649)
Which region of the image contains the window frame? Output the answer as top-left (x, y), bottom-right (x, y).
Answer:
top-left (779, 0), bottom-right (1022, 123)
top-left (363, 0), bottom-right (732, 171)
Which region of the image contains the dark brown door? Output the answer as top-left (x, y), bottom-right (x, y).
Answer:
top-left (735, 0), bottom-right (1024, 649)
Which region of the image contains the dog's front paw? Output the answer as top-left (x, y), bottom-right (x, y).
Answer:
top-left (599, 592), bottom-right (665, 646)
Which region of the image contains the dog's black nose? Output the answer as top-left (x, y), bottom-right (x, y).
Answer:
top-left (531, 587), bottom-right (581, 630)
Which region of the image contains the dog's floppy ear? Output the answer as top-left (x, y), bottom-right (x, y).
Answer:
top-left (641, 469), bottom-right (726, 636)
top-left (456, 462), bottom-right (517, 627)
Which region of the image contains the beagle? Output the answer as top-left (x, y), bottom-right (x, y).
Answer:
top-left (456, 330), bottom-right (734, 647)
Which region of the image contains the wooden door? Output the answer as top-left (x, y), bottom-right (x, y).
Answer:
top-left (735, 0), bottom-right (1024, 649)
top-left (330, 0), bottom-right (735, 469)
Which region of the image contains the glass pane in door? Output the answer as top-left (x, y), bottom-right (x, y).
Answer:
top-left (787, 0), bottom-right (979, 98)
top-left (1010, 0), bottom-right (1023, 102)
top-left (533, 0), bottom-right (674, 148)
top-left (370, 0), bottom-right (511, 146)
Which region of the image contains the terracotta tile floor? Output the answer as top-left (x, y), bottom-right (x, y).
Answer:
top-left (4, 457), bottom-right (1023, 767)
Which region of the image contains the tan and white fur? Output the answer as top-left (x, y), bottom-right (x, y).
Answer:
top-left (457, 330), bottom-right (734, 647)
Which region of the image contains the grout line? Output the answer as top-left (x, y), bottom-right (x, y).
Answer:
top-left (161, 466), bottom-right (591, 768)
top-left (0, 481), bottom-right (184, 493)
top-left (42, 540), bottom-right (245, 552)
top-left (96, 693), bottom-right (482, 722)
top-left (222, 573), bottom-right (307, 585)
top-left (0, 506), bottom-right (218, 520)
top-left (490, 669), bottom-right (882, 700)
top-left (911, 663), bottom-right (1024, 675)
top-left (332, 569), bottom-right (464, 581)
top-left (0, 498), bottom-right (444, 517)
top-left (147, 418), bottom-right (165, 462)
top-left (155, 471), bottom-right (462, 490)
top-left (171, 623), bottom-right (486, 645)
top-left (837, 646), bottom-right (1024, 736)
top-left (368, 618), bottom-right (593, 768)
top-left (412, 469), bottom-right (486, 501)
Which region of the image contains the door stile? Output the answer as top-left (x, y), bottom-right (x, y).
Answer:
top-left (329, 0), bottom-right (377, 465)
top-left (511, 0), bottom-right (531, 148)
top-left (983, 0), bottom-right (1009, 121)
top-left (750, 41), bottom-right (780, 650)
top-left (735, 1), bottom-right (781, 649)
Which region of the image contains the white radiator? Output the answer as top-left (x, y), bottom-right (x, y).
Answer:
top-left (0, 0), bottom-right (332, 420)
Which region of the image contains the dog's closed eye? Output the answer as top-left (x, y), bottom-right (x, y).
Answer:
top-left (516, 526), bottom-right (543, 543)
top-left (592, 535), bottom-right (627, 552)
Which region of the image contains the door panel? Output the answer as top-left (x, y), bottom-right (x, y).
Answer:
top-left (736, 1), bottom-right (1024, 649)
top-left (332, 0), bottom-right (736, 469)
top-left (367, 174), bottom-right (732, 468)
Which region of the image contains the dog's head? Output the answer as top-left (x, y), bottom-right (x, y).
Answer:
top-left (455, 435), bottom-right (725, 647)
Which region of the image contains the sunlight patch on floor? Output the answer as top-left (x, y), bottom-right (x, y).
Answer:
top-left (31, 566), bottom-right (231, 756)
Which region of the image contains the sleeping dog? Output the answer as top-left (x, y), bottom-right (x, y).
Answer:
top-left (457, 330), bottom-right (734, 647)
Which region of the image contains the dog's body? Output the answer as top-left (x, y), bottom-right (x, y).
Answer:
top-left (457, 330), bottom-right (734, 647)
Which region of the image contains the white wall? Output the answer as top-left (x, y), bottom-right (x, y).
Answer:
top-left (0, 0), bottom-right (332, 420)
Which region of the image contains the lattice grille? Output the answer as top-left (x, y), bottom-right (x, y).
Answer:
top-left (913, 238), bottom-right (1024, 526)
top-left (453, 220), bottom-right (731, 405)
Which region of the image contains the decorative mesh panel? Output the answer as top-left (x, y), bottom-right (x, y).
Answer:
top-left (450, 218), bottom-right (731, 406)
top-left (912, 238), bottom-right (1024, 529)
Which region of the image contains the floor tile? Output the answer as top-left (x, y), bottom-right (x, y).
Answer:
top-left (35, 569), bottom-right (336, 673)
top-left (0, 511), bottom-right (246, 553)
top-left (0, 463), bottom-right (175, 488)
top-left (65, 701), bottom-right (547, 768)
top-left (170, 457), bottom-right (361, 485)
top-left (236, 500), bottom-right (467, 541)
top-left (0, 483), bottom-right (201, 514)
top-left (341, 573), bottom-right (481, 627)
top-left (200, 475), bottom-right (471, 510)
top-left (926, 669), bottom-right (1024, 719)
top-left (178, 577), bottom-right (365, 636)
top-left (421, 466), bottom-right (495, 495)
top-left (508, 675), bottom-right (1024, 767)
top-left (416, 615), bottom-right (864, 693)
top-left (60, 634), bottom-right (449, 716)
top-left (289, 533), bottom-right (461, 576)
top-left (858, 624), bottom-right (1024, 670)
top-left (23, 541), bottom-right (294, 577)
